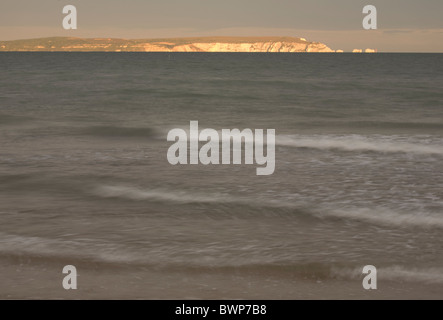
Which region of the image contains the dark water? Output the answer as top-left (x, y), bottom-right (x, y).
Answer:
top-left (1, 53), bottom-right (443, 298)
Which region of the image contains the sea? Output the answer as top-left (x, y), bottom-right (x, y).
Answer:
top-left (0, 52), bottom-right (442, 299)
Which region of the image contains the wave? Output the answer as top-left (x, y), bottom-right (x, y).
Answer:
top-left (276, 135), bottom-right (443, 155)
top-left (93, 185), bottom-right (443, 229)
top-left (1, 232), bottom-right (441, 285)
top-left (93, 184), bottom-right (306, 209)
top-left (0, 232), bottom-right (330, 269)
top-left (349, 121), bottom-right (443, 130)
top-left (171, 131), bottom-right (443, 155)
top-left (94, 185), bottom-right (232, 204)
top-left (332, 266), bottom-right (443, 284)
top-left (323, 207), bottom-right (443, 229)
top-left (0, 232), bottom-right (138, 264)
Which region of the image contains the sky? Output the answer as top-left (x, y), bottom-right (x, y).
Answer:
top-left (1, 0), bottom-right (442, 52)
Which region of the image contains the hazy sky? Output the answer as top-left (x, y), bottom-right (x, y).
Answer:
top-left (1, 0), bottom-right (442, 52)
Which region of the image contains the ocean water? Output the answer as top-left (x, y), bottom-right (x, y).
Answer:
top-left (0, 52), bottom-right (443, 299)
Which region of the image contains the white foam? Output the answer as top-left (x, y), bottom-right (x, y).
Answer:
top-left (93, 185), bottom-right (443, 229)
top-left (333, 266), bottom-right (443, 284)
top-left (0, 232), bottom-right (138, 263)
top-left (94, 185), bottom-right (231, 204)
top-left (277, 135), bottom-right (443, 155)
top-left (324, 207), bottom-right (443, 229)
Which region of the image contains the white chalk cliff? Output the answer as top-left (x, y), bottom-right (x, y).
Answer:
top-left (0, 36), bottom-right (335, 52)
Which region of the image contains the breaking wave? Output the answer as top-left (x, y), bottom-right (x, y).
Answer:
top-left (277, 135), bottom-right (443, 155)
top-left (324, 207), bottom-right (443, 229)
top-left (94, 185), bottom-right (232, 203)
top-left (332, 266), bottom-right (443, 284)
top-left (92, 185), bottom-right (443, 229)
top-left (1, 231), bottom-right (442, 285)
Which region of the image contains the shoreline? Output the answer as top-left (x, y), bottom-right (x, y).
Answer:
top-left (2, 255), bottom-right (442, 299)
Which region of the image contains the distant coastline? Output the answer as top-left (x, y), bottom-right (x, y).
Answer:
top-left (0, 36), bottom-right (338, 52)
